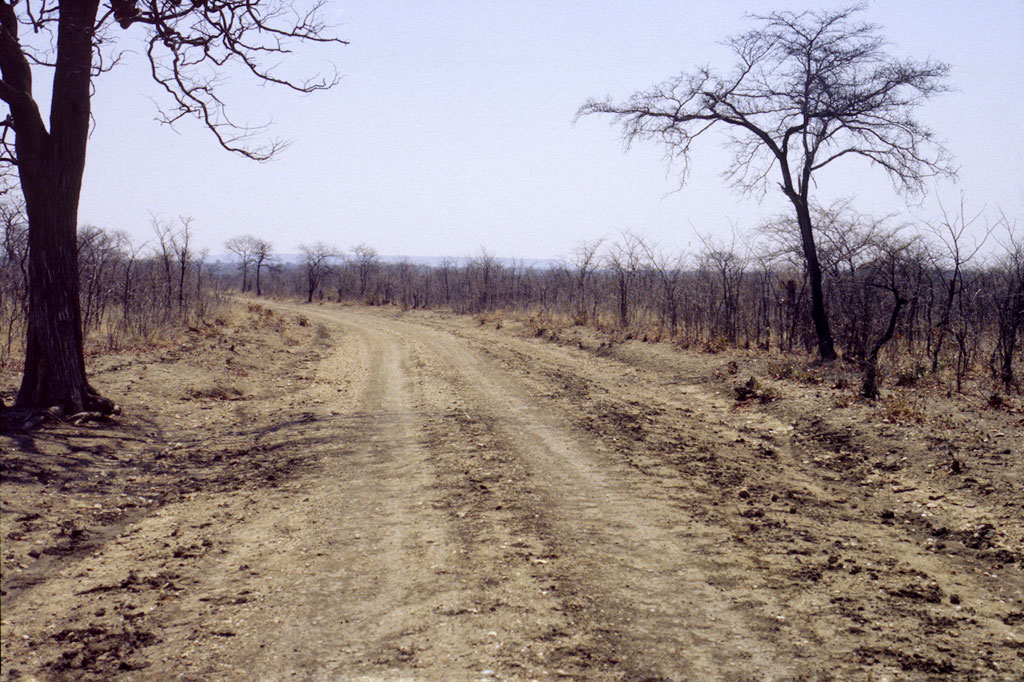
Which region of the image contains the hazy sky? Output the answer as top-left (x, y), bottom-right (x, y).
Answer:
top-left (72, 1), bottom-right (1024, 260)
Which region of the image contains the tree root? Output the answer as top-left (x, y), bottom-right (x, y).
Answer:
top-left (1, 403), bottom-right (120, 433)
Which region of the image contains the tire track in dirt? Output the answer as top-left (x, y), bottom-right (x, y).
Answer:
top-left (406, 309), bottom-right (1024, 680)
top-left (157, 304), bottom-right (499, 680)
top-left (353, 310), bottom-right (801, 681)
top-left (234, 301), bottom-right (593, 681)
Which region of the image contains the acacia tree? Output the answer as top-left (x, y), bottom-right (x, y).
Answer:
top-left (0, 1), bottom-right (342, 414)
top-left (579, 4), bottom-right (953, 360)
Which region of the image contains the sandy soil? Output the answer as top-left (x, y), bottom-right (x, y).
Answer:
top-left (2, 301), bottom-right (1022, 681)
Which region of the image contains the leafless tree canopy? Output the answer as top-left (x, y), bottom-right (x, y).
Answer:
top-left (578, 4), bottom-right (953, 196)
top-left (578, 4), bottom-right (954, 361)
top-left (1, 1), bottom-right (345, 163)
top-left (299, 241), bottom-right (337, 303)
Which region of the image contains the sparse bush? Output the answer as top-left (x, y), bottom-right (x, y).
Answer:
top-left (895, 363), bottom-right (927, 387)
top-left (2, 213), bottom-right (228, 368)
top-left (703, 336), bottom-right (729, 354)
top-left (875, 391), bottom-right (926, 425)
top-left (734, 376), bottom-right (779, 403)
top-left (767, 360), bottom-right (794, 380)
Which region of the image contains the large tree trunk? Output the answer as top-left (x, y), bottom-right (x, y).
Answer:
top-left (12, 1), bottom-right (113, 414)
top-left (793, 201), bottom-right (837, 361)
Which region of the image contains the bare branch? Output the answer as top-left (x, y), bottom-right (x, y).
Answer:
top-left (579, 4), bottom-right (954, 200)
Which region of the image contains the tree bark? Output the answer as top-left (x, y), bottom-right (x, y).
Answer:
top-left (793, 201), bottom-right (837, 361)
top-left (11, 1), bottom-right (114, 414)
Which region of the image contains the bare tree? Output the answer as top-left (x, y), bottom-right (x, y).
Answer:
top-left (606, 232), bottom-right (645, 329)
top-left (568, 238), bottom-right (604, 325)
top-left (299, 242), bottom-right (337, 303)
top-left (174, 217), bottom-right (193, 314)
top-left (115, 231), bottom-right (142, 340)
top-left (225, 235), bottom-right (259, 293)
top-left (858, 232), bottom-right (916, 399)
top-left (468, 249), bottom-right (498, 313)
top-left (697, 230), bottom-right (747, 345)
top-left (351, 243), bottom-right (380, 300)
top-left (926, 197), bottom-right (988, 373)
top-left (253, 238), bottom-right (274, 297)
top-left (991, 214), bottom-right (1023, 388)
top-left (152, 216), bottom-right (176, 307)
top-left (0, 1), bottom-right (343, 414)
top-left (579, 4), bottom-right (953, 360)
top-left (438, 257), bottom-right (456, 306)
top-left (77, 225), bottom-right (121, 333)
top-left (638, 239), bottom-right (684, 338)
top-left (0, 195), bottom-right (27, 366)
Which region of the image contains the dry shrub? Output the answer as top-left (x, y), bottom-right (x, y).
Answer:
top-left (875, 391), bottom-right (926, 425)
top-left (703, 336), bottom-right (729, 354)
top-left (186, 381), bottom-right (243, 401)
top-left (734, 376), bottom-right (779, 403)
top-left (640, 327), bottom-right (664, 343)
top-left (767, 359), bottom-right (795, 380)
top-left (765, 357), bottom-right (829, 385)
top-left (987, 393), bottom-right (1009, 410)
top-left (895, 363), bottom-right (927, 387)
top-left (525, 312), bottom-right (566, 340)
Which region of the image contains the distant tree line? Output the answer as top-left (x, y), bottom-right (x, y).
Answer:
top-left (4, 189), bottom-right (1017, 402)
top-left (1, 201), bottom-right (228, 369)
top-left (224, 203), bottom-right (1022, 398)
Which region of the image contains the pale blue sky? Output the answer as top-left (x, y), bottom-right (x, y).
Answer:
top-left (74, 1), bottom-right (1024, 260)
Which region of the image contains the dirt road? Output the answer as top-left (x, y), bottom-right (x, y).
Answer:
top-left (2, 303), bottom-right (1022, 680)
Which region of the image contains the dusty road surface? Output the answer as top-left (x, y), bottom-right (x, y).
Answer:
top-left (2, 302), bottom-right (1023, 681)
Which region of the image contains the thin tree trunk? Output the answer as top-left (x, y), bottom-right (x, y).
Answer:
top-left (617, 272), bottom-right (628, 328)
top-left (862, 293), bottom-right (907, 400)
top-left (794, 202), bottom-right (837, 361)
